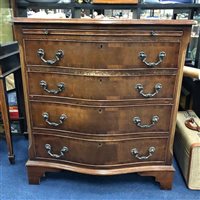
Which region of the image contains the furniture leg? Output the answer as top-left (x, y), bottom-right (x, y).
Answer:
top-left (27, 164), bottom-right (61, 184)
top-left (0, 76), bottom-right (15, 164)
top-left (138, 169), bottom-right (174, 190)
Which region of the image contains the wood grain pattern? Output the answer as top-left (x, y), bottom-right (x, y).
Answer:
top-left (13, 18), bottom-right (195, 26)
top-left (0, 67), bottom-right (14, 163)
top-left (24, 39), bottom-right (180, 69)
top-left (26, 160), bottom-right (175, 189)
top-left (30, 101), bottom-right (172, 134)
top-left (33, 133), bottom-right (168, 166)
top-left (14, 18), bottom-right (193, 189)
top-left (28, 72), bottom-right (176, 101)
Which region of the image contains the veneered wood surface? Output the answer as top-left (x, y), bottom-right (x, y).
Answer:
top-left (13, 18), bottom-right (193, 188)
top-left (28, 72), bottom-right (176, 101)
top-left (30, 101), bottom-right (172, 134)
top-left (33, 133), bottom-right (168, 166)
top-left (24, 39), bottom-right (180, 69)
top-left (13, 18), bottom-right (195, 26)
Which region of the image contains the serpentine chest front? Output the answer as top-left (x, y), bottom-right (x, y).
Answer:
top-left (14, 18), bottom-right (193, 189)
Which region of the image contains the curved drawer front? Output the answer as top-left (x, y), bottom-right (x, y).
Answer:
top-left (24, 39), bottom-right (179, 69)
top-left (28, 72), bottom-right (176, 101)
top-left (34, 134), bottom-right (168, 166)
top-left (30, 101), bottom-right (172, 134)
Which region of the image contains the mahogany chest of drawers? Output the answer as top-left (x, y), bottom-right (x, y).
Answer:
top-left (14, 18), bottom-right (194, 189)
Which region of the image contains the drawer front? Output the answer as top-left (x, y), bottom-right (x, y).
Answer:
top-left (33, 134), bottom-right (168, 166)
top-left (28, 72), bottom-right (176, 101)
top-left (30, 101), bottom-right (172, 134)
top-left (24, 39), bottom-right (180, 69)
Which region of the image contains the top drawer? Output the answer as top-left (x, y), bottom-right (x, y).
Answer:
top-left (23, 37), bottom-right (180, 69)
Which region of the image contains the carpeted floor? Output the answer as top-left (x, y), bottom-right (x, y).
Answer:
top-left (0, 135), bottom-right (200, 200)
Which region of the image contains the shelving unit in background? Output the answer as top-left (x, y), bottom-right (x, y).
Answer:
top-left (11, 1), bottom-right (200, 65)
top-left (11, 0), bottom-right (200, 116)
top-left (0, 41), bottom-right (27, 164)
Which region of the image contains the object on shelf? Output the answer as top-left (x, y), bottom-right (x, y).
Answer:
top-left (93, 0), bottom-right (138, 4)
top-left (7, 90), bottom-right (19, 120)
top-left (159, 0), bottom-right (194, 3)
top-left (75, 0), bottom-right (92, 3)
top-left (9, 106), bottom-right (19, 120)
top-left (6, 74), bottom-right (15, 91)
top-left (27, 9), bottom-right (67, 18)
top-left (25, 0), bottom-right (60, 2)
top-left (191, 24), bottom-right (200, 37)
top-left (7, 90), bottom-right (17, 106)
top-left (140, 9), bottom-right (173, 19)
top-left (90, 10), bottom-right (133, 19)
top-left (58, 0), bottom-right (71, 2)
top-left (0, 119), bottom-right (20, 134)
top-left (10, 121), bottom-right (21, 134)
top-left (141, 0), bottom-right (159, 3)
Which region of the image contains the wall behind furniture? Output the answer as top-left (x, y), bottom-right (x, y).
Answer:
top-left (0, 0), bottom-right (13, 44)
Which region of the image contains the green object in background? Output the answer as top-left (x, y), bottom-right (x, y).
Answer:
top-left (0, 0), bottom-right (15, 135)
top-left (0, 0), bottom-right (13, 44)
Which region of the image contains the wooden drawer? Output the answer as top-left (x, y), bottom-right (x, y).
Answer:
top-left (24, 39), bottom-right (180, 69)
top-left (33, 133), bottom-right (168, 166)
top-left (28, 71), bottom-right (176, 101)
top-left (30, 101), bottom-right (172, 134)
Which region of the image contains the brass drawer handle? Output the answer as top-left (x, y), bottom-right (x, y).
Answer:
top-left (37, 48), bottom-right (64, 65)
top-left (131, 146), bottom-right (156, 160)
top-left (139, 51), bottom-right (166, 67)
top-left (42, 112), bottom-right (67, 127)
top-left (133, 115), bottom-right (159, 128)
top-left (40, 80), bottom-right (65, 94)
top-left (45, 144), bottom-right (68, 158)
top-left (135, 83), bottom-right (162, 98)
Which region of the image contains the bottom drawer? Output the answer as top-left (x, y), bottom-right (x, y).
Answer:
top-left (33, 133), bottom-right (168, 167)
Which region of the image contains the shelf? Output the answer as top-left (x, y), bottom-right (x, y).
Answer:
top-left (16, 1), bottom-right (200, 10)
top-left (13, 0), bottom-right (200, 70)
top-left (139, 3), bottom-right (200, 9)
top-left (16, 1), bottom-right (137, 9)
